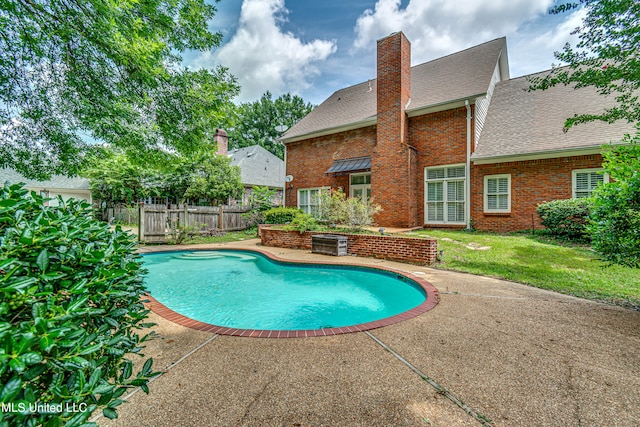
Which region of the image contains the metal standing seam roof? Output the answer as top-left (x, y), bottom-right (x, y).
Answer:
top-left (281, 37), bottom-right (508, 142)
top-left (325, 156), bottom-right (371, 175)
top-left (472, 69), bottom-right (638, 162)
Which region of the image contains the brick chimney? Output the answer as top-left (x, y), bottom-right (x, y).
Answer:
top-left (213, 128), bottom-right (228, 156)
top-left (371, 32), bottom-right (417, 227)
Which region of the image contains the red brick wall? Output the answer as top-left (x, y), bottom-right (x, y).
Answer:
top-left (372, 32), bottom-right (414, 227)
top-left (260, 227), bottom-right (438, 265)
top-left (284, 126), bottom-right (376, 207)
top-left (471, 154), bottom-right (604, 232)
top-left (409, 107), bottom-right (472, 225)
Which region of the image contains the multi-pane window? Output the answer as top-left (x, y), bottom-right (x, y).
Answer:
top-left (425, 165), bottom-right (466, 224)
top-left (298, 187), bottom-right (329, 215)
top-left (572, 169), bottom-right (604, 198)
top-left (484, 174), bottom-right (511, 213)
top-left (350, 173), bottom-right (371, 202)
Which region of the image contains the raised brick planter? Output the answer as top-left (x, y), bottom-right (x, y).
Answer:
top-left (259, 225), bottom-right (437, 265)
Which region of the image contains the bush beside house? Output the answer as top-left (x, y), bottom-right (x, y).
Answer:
top-left (537, 198), bottom-right (592, 240)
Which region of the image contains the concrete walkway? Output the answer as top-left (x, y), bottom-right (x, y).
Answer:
top-left (100, 240), bottom-right (640, 426)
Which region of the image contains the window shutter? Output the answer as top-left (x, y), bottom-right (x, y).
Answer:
top-left (446, 166), bottom-right (466, 178)
top-left (427, 182), bottom-right (443, 202)
top-left (427, 169), bottom-right (445, 180)
top-left (485, 176), bottom-right (510, 212)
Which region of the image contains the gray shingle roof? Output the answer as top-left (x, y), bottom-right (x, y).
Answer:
top-left (0, 168), bottom-right (91, 190)
top-left (281, 37), bottom-right (508, 142)
top-left (228, 145), bottom-right (285, 189)
top-left (472, 69), bottom-right (637, 162)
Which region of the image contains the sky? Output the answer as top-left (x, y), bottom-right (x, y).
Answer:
top-left (183, 0), bottom-right (586, 105)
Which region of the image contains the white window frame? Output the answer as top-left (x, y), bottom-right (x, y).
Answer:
top-left (572, 168), bottom-right (607, 198)
top-left (424, 164), bottom-right (466, 225)
top-left (297, 187), bottom-right (330, 215)
top-left (484, 174), bottom-right (511, 213)
top-left (349, 172), bottom-right (371, 202)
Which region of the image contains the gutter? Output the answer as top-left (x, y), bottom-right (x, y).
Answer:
top-left (470, 145), bottom-right (616, 165)
top-left (465, 99), bottom-right (472, 231)
top-left (280, 94), bottom-right (487, 144)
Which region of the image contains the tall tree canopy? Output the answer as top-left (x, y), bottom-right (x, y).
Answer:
top-left (0, 0), bottom-right (238, 179)
top-left (229, 92), bottom-right (313, 159)
top-left (83, 146), bottom-right (243, 207)
top-left (531, 0), bottom-right (639, 129)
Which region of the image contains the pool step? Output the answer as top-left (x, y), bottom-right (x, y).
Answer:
top-left (173, 252), bottom-right (256, 261)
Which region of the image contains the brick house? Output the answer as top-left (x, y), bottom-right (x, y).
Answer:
top-left (280, 32), bottom-right (634, 231)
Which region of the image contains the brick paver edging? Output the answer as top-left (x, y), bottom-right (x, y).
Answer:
top-left (143, 247), bottom-right (439, 338)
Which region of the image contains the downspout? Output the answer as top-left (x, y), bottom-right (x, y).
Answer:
top-left (465, 100), bottom-right (472, 230)
top-left (282, 143), bottom-right (287, 207)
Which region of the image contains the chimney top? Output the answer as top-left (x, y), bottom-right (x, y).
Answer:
top-left (214, 128), bottom-right (228, 156)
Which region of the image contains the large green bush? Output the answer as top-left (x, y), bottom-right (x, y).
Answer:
top-left (589, 135), bottom-right (640, 268)
top-left (263, 207), bottom-right (301, 224)
top-left (537, 198), bottom-right (592, 240)
top-left (0, 183), bottom-right (157, 426)
top-left (285, 213), bottom-right (320, 233)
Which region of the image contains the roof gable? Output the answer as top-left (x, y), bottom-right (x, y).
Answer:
top-left (282, 37), bottom-right (508, 142)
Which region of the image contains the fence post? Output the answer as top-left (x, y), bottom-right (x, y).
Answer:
top-left (184, 203), bottom-right (189, 229)
top-left (138, 202), bottom-right (145, 243)
top-left (218, 205), bottom-right (224, 230)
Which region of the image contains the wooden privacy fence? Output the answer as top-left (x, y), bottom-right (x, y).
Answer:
top-left (104, 205), bottom-right (138, 225)
top-left (138, 203), bottom-right (251, 243)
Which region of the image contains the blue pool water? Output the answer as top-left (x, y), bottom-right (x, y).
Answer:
top-left (142, 250), bottom-right (427, 330)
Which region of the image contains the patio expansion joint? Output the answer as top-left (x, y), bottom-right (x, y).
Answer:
top-left (364, 331), bottom-right (495, 427)
top-left (89, 333), bottom-right (219, 424)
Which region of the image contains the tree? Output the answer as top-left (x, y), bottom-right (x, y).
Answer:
top-left (83, 151), bottom-right (155, 208)
top-left (0, 0), bottom-right (239, 180)
top-left (83, 147), bottom-right (244, 207)
top-left (177, 149), bottom-right (244, 205)
top-left (532, 0), bottom-right (640, 267)
top-left (229, 92), bottom-right (314, 159)
top-left (530, 0), bottom-right (640, 129)
top-left (588, 134), bottom-right (640, 268)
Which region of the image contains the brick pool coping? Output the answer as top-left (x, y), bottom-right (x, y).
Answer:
top-left (142, 247), bottom-right (439, 338)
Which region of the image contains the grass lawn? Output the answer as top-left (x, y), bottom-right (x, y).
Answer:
top-left (403, 229), bottom-right (640, 309)
top-left (183, 229), bottom-right (259, 244)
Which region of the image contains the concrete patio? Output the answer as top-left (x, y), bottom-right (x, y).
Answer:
top-left (99, 239), bottom-right (640, 426)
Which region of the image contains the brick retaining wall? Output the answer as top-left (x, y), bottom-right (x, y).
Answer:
top-left (259, 226), bottom-right (437, 265)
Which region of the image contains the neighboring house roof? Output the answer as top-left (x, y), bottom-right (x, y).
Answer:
top-left (228, 145), bottom-right (285, 189)
top-left (281, 37), bottom-right (509, 142)
top-left (0, 168), bottom-right (91, 190)
top-left (472, 69), bottom-right (637, 164)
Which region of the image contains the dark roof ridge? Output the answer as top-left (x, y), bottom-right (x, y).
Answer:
top-left (411, 36), bottom-right (506, 69)
top-left (330, 37), bottom-right (508, 96)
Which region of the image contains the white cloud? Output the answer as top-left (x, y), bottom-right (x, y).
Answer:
top-left (194, 0), bottom-right (337, 102)
top-left (353, 0), bottom-right (555, 65)
top-left (508, 8), bottom-right (586, 76)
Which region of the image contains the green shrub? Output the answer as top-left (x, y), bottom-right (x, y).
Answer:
top-left (263, 207), bottom-right (302, 224)
top-left (589, 136), bottom-right (640, 267)
top-left (537, 198), bottom-right (592, 240)
top-left (285, 213), bottom-right (319, 233)
top-left (0, 183), bottom-right (157, 426)
top-left (313, 188), bottom-right (382, 229)
top-left (247, 186), bottom-right (277, 212)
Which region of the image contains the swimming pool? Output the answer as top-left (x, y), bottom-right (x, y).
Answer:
top-left (142, 249), bottom-right (438, 336)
